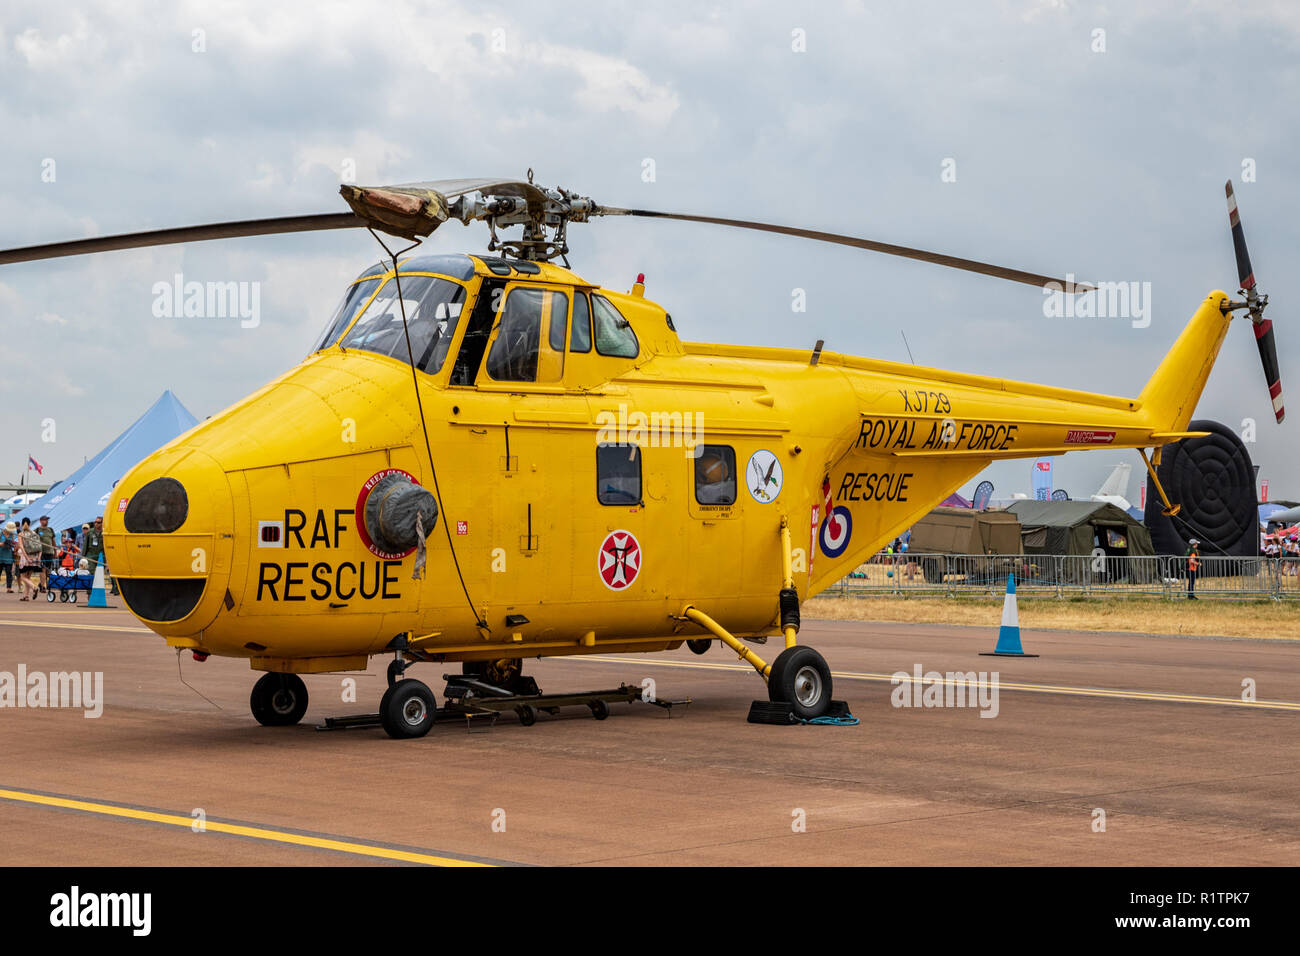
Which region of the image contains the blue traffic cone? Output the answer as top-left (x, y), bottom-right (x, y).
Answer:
top-left (981, 573), bottom-right (1038, 657)
top-left (86, 565), bottom-right (111, 608)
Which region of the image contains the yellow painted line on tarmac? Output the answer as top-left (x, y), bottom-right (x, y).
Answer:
top-left (0, 617), bottom-right (150, 634)
top-left (0, 787), bottom-right (496, 867)
top-left (576, 655), bottom-right (1300, 712)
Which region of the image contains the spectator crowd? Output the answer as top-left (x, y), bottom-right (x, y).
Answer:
top-left (0, 514), bottom-right (115, 601)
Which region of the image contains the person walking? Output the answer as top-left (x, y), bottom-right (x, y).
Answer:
top-left (83, 515), bottom-right (117, 595)
top-left (0, 521), bottom-right (16, 593)
top-left (1186, 538), bottom-right (1201, 600)
top-left (16, 518), bottom-right (43, 601)
top-left (36, 514), bottom-right (56, 592)
top-left (83, 516), bottom-right (105, 575)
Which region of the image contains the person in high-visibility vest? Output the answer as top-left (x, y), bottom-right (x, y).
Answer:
top-left (1186, 538), bottom-right (1201, 600)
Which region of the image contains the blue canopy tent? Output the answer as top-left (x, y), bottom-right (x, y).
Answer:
top-left (14, 391), bottom-right (198, 531)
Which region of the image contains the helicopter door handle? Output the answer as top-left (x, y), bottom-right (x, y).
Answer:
top-left (328, 602), bottom-right (348, 609)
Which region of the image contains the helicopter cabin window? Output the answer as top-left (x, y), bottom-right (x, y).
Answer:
top-left (694, 445), bottom-right (737, 505)
top-left (339, 276), bottom-right (467, 373)
top-left (311, 277), bottom-right (380, 353)
top-left (484, 288), bottom-right (568, 383)
top-left (592, 295), bottom-right (639, 358)
top-left (570, 292), bottom-right (592, 353)
top-left (597, 444), bottom-right (641, 506)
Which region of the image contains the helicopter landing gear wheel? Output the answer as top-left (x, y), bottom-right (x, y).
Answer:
top-left (380, 678), bottom-right (436, 739)
top-left (462, 658), bottom-right (524, 694)
top-left (250, 673), bottom-right (309, 727)
top-left (767, 646), bottom-right (833, 720)
top-left (686, 638), bottom-right (711, 655)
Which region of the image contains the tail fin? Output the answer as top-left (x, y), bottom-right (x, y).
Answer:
top-left (1138, 291), bottom-right (1233, 432)
top-left (1095, 462), bottom-right (1131, 498)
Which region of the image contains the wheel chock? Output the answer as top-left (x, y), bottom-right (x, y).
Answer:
top-left (747, 699), bottom-right (852, 725)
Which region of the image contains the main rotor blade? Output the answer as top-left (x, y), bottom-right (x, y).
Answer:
top-left (0, 212), bottom-right (364, 265)
top-left (597, 207), bottom-right (1093, 293)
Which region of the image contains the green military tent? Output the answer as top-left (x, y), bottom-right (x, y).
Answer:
top-left (1007, 500), bottom-right (1157, 583)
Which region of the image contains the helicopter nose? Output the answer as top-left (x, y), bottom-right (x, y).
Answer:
top-left (104, 449), bottom-right (233, 631)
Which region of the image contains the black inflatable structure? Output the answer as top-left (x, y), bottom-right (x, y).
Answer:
top-left (1144, 419), bottom-right (1259, 563)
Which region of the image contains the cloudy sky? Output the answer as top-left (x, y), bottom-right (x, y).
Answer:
top-left (2, 0), bottom-right (1298, 505)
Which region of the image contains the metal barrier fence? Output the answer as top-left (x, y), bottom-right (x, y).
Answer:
top-left (829, 552), bottom-right (1300, 600)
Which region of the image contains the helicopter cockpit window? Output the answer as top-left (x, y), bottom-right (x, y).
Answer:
top-left (570, 292), bottom-right (592, 353)
top-left (597, 443), bottom-right (641, 505)
top-left (339, 275), bottom-right (467, 373)
top-left (310, 277), bottom-right (381, 354)
top-left (484, 288), bottom-right (567, 383)
top-left (592, 295), bottom-right (639, 358)
top-left (694, 445), bottom-right (737, 505)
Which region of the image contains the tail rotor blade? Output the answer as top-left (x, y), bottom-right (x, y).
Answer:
top-left (1227, 180), bottom-right (1282, 423)
top-left (1255, 318), bottom-right (1284, 423)
top-left (1225, 181), bottom-right (1256, 293)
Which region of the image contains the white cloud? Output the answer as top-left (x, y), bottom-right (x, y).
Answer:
top-left (11, 18), bottom-right (98, 68)
top-left (534, 44), bottom-right (680, 126)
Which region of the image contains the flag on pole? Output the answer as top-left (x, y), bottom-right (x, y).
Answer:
top-left (27, 455), bottom-right (43, 475)
top-left (1031, 458), bottom-right (1053, 500)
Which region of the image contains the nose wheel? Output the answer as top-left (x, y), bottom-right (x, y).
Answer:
top-left (250, 673), bottom-right (309, 726)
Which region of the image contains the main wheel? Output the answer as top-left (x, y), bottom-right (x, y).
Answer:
top-left (462, 658), bottom-right (524, 694)
top-left (767, 646), bottom-right (833, 720)
top-left (686, 638), bottom-right (711, 655)
top-left (380, 678), bottom-right (436, 739)
top-left (250, 673), bottom-right (309, 727)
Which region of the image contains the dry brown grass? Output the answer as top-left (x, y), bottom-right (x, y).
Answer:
top-left (805, 595), bottom-right (1300, 640)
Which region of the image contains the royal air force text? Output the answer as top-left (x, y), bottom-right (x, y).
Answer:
top-left (856, 417), bottom-right (1019, 452)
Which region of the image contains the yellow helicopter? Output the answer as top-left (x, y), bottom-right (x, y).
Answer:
top-left (0, 176), bottom-right (1281, 737)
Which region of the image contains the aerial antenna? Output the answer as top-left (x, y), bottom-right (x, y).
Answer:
top-left (901, 331), bottom-right (916, 365)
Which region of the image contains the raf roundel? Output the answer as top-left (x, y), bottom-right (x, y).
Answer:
top-left (819, 505), bottom-right (852, 558)
top-left (597, 529), bottom-right (642, 591)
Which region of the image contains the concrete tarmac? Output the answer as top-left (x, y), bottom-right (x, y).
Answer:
top-left (1, 602), bottom-right (1298, 866)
